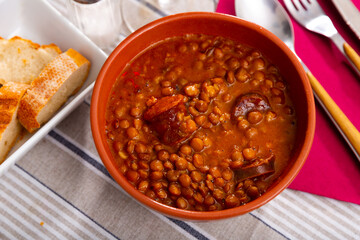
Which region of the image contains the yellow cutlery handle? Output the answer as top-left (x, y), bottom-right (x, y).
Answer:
top-left (343, 43), bottom-right (360, 72)
top-left (307, 71), bottom-right (360, 159)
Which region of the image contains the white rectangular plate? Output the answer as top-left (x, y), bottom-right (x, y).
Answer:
top-left (0, 0), bottom-right (108, 176)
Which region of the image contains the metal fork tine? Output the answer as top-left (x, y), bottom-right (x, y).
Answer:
top-left (308, 0), bottom-right (326, 14)
top-left (300, 0), bottom-right (311, 8)
top-left (284, 0), bottom-right (298, 13)
top-left (292, 0), bottom-right (305, 12)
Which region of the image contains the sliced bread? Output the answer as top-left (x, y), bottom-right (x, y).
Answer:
top-left (0, 36), bottom-right (61, 84)
top-left (17, 48), bottom-right (90, 133)
top-left (0, 82), bottom-right (29, 163)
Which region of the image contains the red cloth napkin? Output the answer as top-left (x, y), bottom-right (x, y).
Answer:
top-left (216, 0), bottom-right (360, 205)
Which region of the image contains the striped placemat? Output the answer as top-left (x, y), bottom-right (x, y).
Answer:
top-left (0, 1), bottom-right (359, 239)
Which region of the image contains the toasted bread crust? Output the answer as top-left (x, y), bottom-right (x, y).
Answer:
top-left (17, 97), bottom-right (40, 131)
top-left (8, 37), bottom-right (61, 54)
top-left (65, 48), bottom-right (91, 95)
top-left (9, 36), bottom-right (41, 49)
top-left (0, 36), bottom-right (62, 84)
top-left (0, 36), bottom-right (90, 162)
top-left (18, 49), bottom-right (90, 132)
top-left (0, 82), bottom-right (29, 163)
top-left (41, 43), bottom-right (62, 55)
top-left (0, 83), bottom-right (29, 131)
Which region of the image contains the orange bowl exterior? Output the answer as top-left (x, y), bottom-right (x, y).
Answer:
top-left (91, 12), bottom-right (315, 220)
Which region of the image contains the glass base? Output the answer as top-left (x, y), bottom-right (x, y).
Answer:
top-left (122, 0), bottom-right (217, 32)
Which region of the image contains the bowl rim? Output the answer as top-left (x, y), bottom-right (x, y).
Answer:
top-left (91, 12), bottom-right (316, 221)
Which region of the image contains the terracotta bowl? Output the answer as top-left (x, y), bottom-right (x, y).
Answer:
top-left (91, 12), bottom-right (315, 220)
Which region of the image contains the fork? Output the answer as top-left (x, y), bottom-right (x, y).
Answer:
top-left (284, 0), bottom-right (360, 78)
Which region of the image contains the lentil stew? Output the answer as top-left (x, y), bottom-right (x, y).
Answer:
top-left (105, 34), bottom-right (297, 211)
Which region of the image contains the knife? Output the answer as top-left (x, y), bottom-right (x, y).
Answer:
top-left (332, 0), bottom-right (360, 40)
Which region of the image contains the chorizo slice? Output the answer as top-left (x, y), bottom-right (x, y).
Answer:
top-left (144, 94), bottom-right (184, 121)
top-left (144, 95), bottom-right (191, 145)
top-left (235, 154), bottom-right (275, 182)
top-left (232, 93), bottom-right (270, 119)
